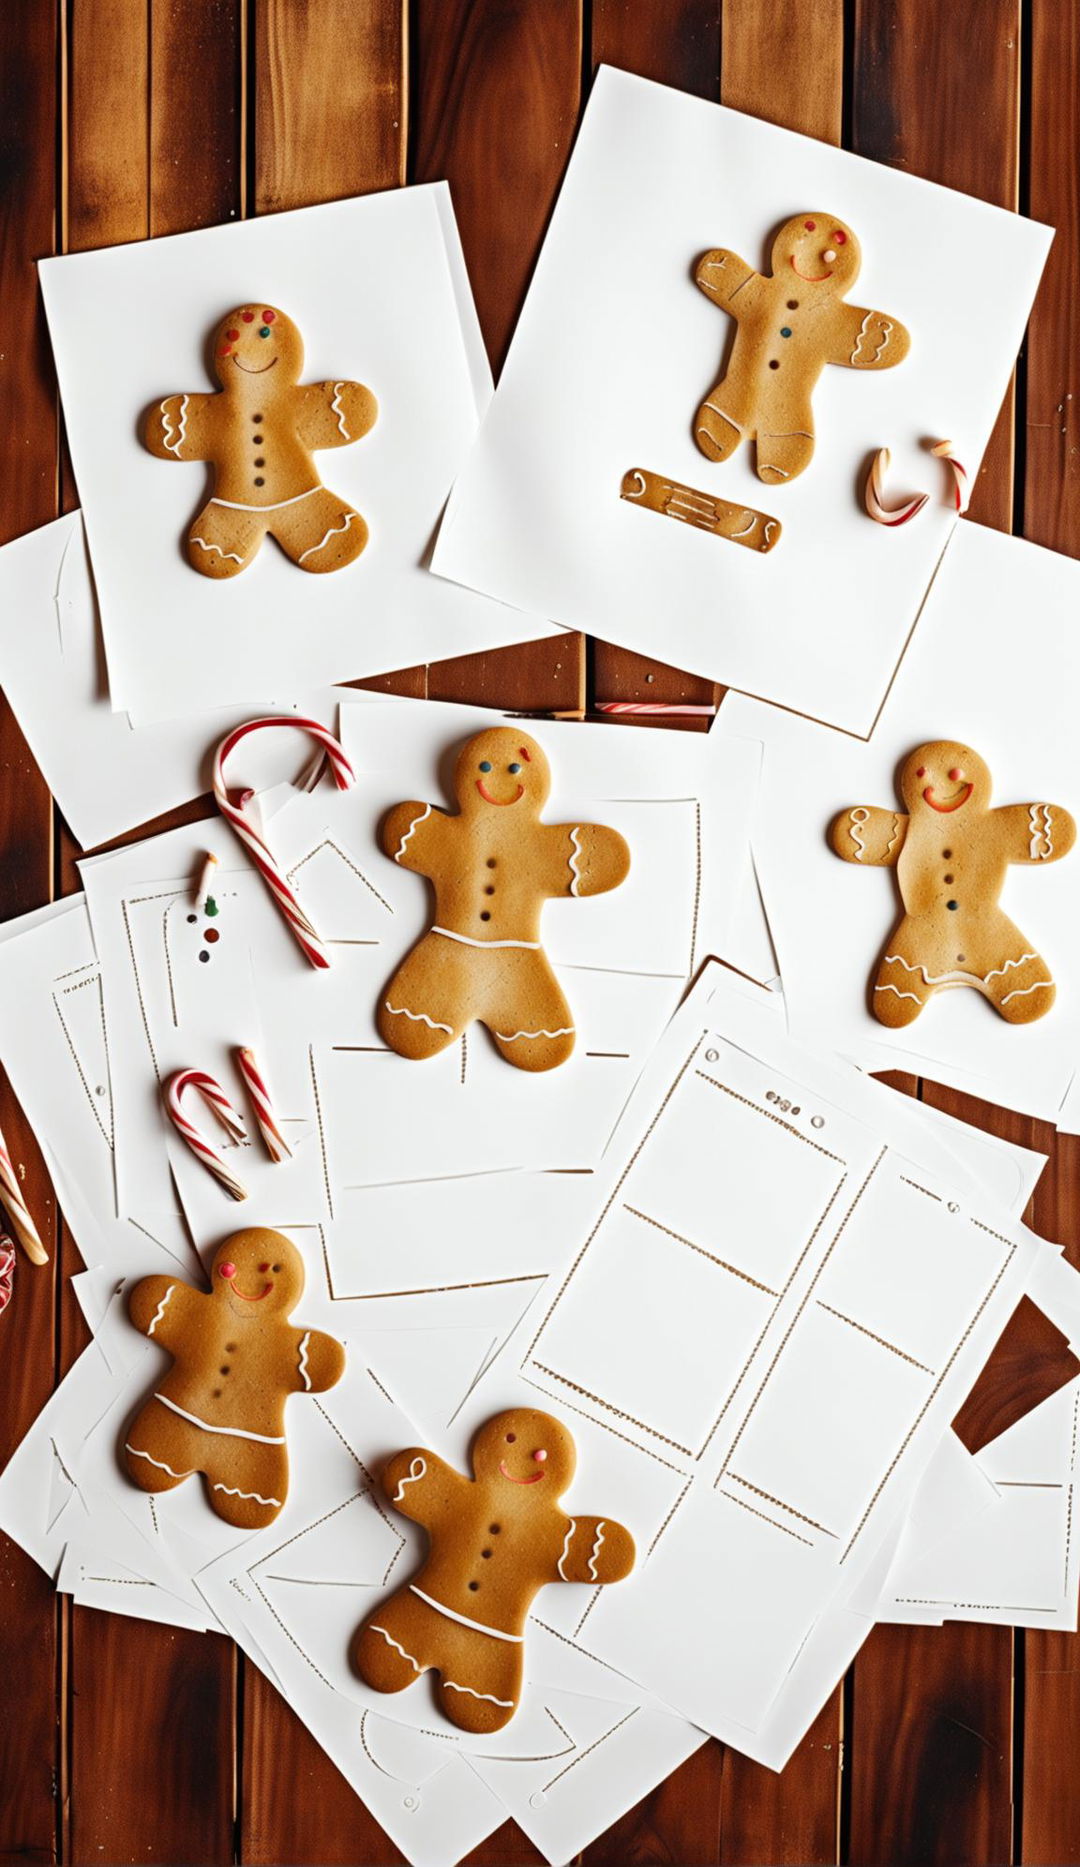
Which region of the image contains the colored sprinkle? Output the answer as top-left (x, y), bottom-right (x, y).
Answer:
top-left (205, 896), bottom-right (219, 917)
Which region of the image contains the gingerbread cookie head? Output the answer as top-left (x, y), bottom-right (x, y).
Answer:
top-left (212, 304), bottom-right (304, 389)
top-left (453, 727), bottom-right (551, 819)
top-left (898, 741), bottom-right (992, 820)
top-left (470, 1407), bottom-right (576, 1496)
top-left (771, 213), bottom-right (861, 294)
top-left (209, 1228), bottom-right (305, 1320)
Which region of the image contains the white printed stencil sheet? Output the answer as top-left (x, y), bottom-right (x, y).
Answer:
top-left (449, 962), bottom-right (1049, 1759)
top-left (433, 65), bottom-right (1053, 734)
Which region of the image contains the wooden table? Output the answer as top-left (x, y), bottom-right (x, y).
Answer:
top-left (2, 4), bottom-right (1079, 1862)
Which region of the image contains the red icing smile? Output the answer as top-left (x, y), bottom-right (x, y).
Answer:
top-left (477, 780), bottom-right (525, 806)
top-left (789, 255), bottom-right (832, 283)
top-left (232, 356), bottom-right (278, 374)
top-left (231, 1280), bottom-right (274, 1302)
top-left (923, 782), bottom-right (973, 813)
top-left (499, 1460), bottom-right (545, 1484)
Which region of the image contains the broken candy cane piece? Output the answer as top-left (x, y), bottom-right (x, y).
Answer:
top-left (620, 468), bottom-right (781, 552)
top-left (236, 1046), bottom-right (292, 1164)
top-left (864, 448), bottom-right (929, 527)
top-left (0, 1118), bottom-right (48, 1264)
top-left (931, 439), bottom-right (970, 513)
top-left (164, 1068), bottom-right (249, 1202)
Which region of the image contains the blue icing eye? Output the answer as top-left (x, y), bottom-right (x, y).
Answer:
top-left (259, 326), bottom-right (272, 338)
top-left (479, 760), bottom-right (492, 772)
top-left (780, 326), bottom-right (792, 338)
top-left (508, 763), bottom-right (521, 774)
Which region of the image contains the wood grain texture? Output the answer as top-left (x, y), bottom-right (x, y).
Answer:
top-left (255, 0), bottom-right (405, 212)
top-left (722, 0), bottom-right (843, 143)
top-left (952, 1294), bottom-right (1080, 1458)
top-left (0, 4), bottom-right (61, 1863)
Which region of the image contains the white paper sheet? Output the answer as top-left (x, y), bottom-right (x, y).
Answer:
top-left (726, 520), bottom-right (1080, 1121)
top-left (433, 66), bottom-right (1052, 734)
top-left (39, 185), bottom-right (559, 723)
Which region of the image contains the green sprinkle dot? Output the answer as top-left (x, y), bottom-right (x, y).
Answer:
top-left (205, 896), bottom-right (219, 917)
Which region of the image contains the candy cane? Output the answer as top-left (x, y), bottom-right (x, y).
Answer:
top-left (931, 439), bottom-right (970, 513)
top-left (595, 702), bottom-right (717, 718)
top-left (212, 716), bottom-right (356, 969)
top-left (864, 448), bottom-right (929, 527)
top-left (0, 1237), bottom-right (14, 1315)
top-left (236, 1047), bottom-right (292, 1164)
top-left (0, 1117), bottom-right (48, 1264)
top-left (164, 1068), bottom-right (249, 1202)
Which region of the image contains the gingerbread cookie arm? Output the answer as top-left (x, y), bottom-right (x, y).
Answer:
top-left (143, 392), bottom-right (215, 461)
top-left (827, 304), bottom-right (911, 372)
top-left (128, 1274), bottom-right (202, 1349)
top-left (380, 800), bottom-right (446, 876)
top-left (381, 1446), bottom-right (466, 1523)
top-left (289, 1325), bottom-right (346, 1395)
top-left (694, 249), bottom-right (757, 306)
top-left (542, 822), bottom-right (631, 899)
top-left (993, 802), bottom-right (1078, 866)
top-left (552, 1513), bottom-right (635, 1585)
top-left (295, 381), bottom-right (379, 451)
top-left (828, 805), bottom-right (908, 866)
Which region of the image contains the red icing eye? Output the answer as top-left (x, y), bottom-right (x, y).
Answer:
top-left (804, 219), bottom-right (817, 231)
top-left (505, 1432), bottom-right (516, 1444)
top-left (258, 1262), bottom-right (270, 1272)
top-left (949, 768), bottom-right (963, 781)
top-left (262, 309), bottom-right (276, 323)
top-left (832, 230), bottom-right (847, 245)
top-left (218, 1262), bottom-right (236, 1279)
top-left (242, 310), bottom-right (255, 322)
top-left (226, 328), bottom-right (239, 341)
top-left (916, 767), bottom-right (926, 778)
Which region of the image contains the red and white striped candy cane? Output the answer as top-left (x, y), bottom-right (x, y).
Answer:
top-left (212, 716), bottom-right (356, 969)
top-left (164, 1068), bottom-right (249, 1202)
top-left (0, 1115), bottom-right (48, 1264)
top-left (236, 1046), bottom-right (292, 1164)
top-left (931, 439), bottom-right (970, 513)
top-left (864, 447), bottom-right (929, 527)
top-left (0, 1236), bottom-right (15, 1315)
top-left (595, 701), bottom-right (716, 718)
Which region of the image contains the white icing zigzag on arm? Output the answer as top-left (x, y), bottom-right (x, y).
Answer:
top-left (587, 1521), bottom-right (606, 1581)
top-left (330, 382), bottom-right (350, 439)
top-left (848, 807), bottom-right (870, 860)
top-left (147, 1284), bottom-right (176, 1337)
top-left (568, 827), bottom-right (583, 896)
top-left (1029, 802), bottom-right (1053, 859)
top-left (161, 394), bottom-right (189, 456)
top-left (298, 1331), bottom-right (312, 1391)
top-left (557, 1519), bottom-right (576, 1579)
top-left (392, 1456), bottom-right (427, 1503)
top-left (394, 802), bottom-right (431, 862)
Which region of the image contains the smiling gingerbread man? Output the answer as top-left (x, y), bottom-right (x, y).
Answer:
top-left (352, 1408), bottom-right (635, 1733)
top-left (377, 726), bottom-right (631, 1072)
top-left (123, 1228), bottom-right (345, 1529)
top-left (829, 741), bottom-right (1076, 1026)
top-left (144, 303), bottom-right (377, 577)
top-left (693, 212), bottom-right (910, 483)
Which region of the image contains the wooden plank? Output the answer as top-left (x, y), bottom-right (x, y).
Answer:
top-left (845, 7), bottom-right (1021, 1863)
top-left (240, 9), bottom-right (422, 1859)
top-left (0, 3), bottom-right (62, 1861)
top-left (255, 0), bottom-right (406, 213)
top-left (953, 1294), bottom-right (1080, 1458)
top-left (60, 8), bottom-right (241, 1864)
top-left (1019, 6), bottom-right (1080, 1861)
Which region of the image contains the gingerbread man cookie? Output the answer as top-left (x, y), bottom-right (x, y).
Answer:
top-left (122, 1228), bottom-right (345, 1529)
top-left (693, 214), bottom-right (910, 483)
top-left (377, 727), bottom-right (630, 1072)
top-left (144, 304), bottom-right (377, 577)
top-left (829, 741), bottom-right (1076, 1026)
top-left (352, 1408), bottom-right (635, 1734)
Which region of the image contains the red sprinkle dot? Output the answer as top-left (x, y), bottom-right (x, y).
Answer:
top-left (949, 768), bottom-right (962, 781)
top-left (804, 218), bottom-right (817, 231)
top-left (832, 230), bottom-right (847, 245)
top-left (262, 309), bottom-right (276, 323)
top-left (916, 767), bottom-right (926, 778)
top-left (204, 927), bottom-right (220, 944)
top-left (226, 328), bottom-right (240, 341)
top-left (241, 310), bottom-right (255, 322)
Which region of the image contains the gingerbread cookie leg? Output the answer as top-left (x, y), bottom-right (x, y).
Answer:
top-left (485, 949), bottom-right (575, 1074)
top-left (187, 499), bottom-right (268, 579)
top-left (435, 1643), bottom-right (523, 1736)
top-left (973, 918), bottom-right (1057, 1024)
top-left (693, 383), bottom-right (751, 465)
top-left (124, 1396), bottom-right (198, 1494)
top-left (203, 1441), bottom-right (289, 1529)
top-left (378, 933), bottom-right (471, 1060)
top-left (353, 1599), bottom-right (429, 1696)
top-left (756, 421), bottom-right (815, 484)
top-left (872, 927), bottom-right (933, 1027)
top-left (272, 486), bottom-right (368, 575)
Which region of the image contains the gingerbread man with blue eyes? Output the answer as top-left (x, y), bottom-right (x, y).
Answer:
top-left (829, 740), bottom-right (1076, 1026)
top-left (377, 726), bottom-right (630, 1072)
top-left (353, 1408), bottom-right (635, 1734)
top-left (693, 213), bottom-right (910, 484)
top-left (144, 304), bottom-right (377, 577)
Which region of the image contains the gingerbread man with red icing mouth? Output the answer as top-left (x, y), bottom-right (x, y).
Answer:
top-left (123, 1228), bottom-right (345, 1530)
top-left (377, 726), bottom-right (630, 1073)
top-left (693, 213), bottom-right (910, 484)
top-left (144, 304), bottom-right (377, 577)
top-left (829, 740), bottom-right (1076, 1026)
top-left (352, 1408), bottom-right (635, 1734)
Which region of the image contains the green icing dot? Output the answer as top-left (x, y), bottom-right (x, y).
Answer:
top-left (204, 896), bottom-right (219, 917)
